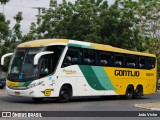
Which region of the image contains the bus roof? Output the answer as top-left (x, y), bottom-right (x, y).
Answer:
top-left (18, 39), bottom-right (68, 48)
top-left (18, 39), bottom-right (155, 57)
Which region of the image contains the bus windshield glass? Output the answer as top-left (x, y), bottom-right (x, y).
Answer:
top-left (8, 48), bottom-right (44, 81)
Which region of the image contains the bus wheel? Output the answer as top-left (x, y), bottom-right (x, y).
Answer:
top-left (32, 98), bottom-right (43, 102)
top-left (58, 86), bottom-right (71, 103)
top-left (134, 86), bottom-right (143, 99)
top-left (125, 86), bottom-right (134, 99)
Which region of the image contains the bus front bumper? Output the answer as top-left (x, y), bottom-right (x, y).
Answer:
top-left (6, 85), bottom-right (41, 97)
top-left (6, 85), bottom-right (57, 98)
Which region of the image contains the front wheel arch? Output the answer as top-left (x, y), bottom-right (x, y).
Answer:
top-left (57, 84), bottom-right (72, 103)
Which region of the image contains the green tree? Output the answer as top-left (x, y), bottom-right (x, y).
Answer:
top-left (11, 12), bottom-right (23, 41)
top-left (0, 0), bottom-right (9, 4)
top-left (0, 13), bottom-right (10, 42)
top-left (101, 0), bottom-right (144, 51)
top-left (0, 11), bottom-right (23, 72)
top-left (0, 1), bottom-right (25, 72)
top-left (120, 0), bottom-right (160, 53)
top-left (130, 0), bottom-right (160, 73)
top-left (0, 0), bottom-right (10, 72)
top-left (24, 0), bottom-right (145, 52)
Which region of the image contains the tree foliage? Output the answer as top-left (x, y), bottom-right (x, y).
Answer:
top-left (0, 13), bottom-right (10, 42)
top-left (23, 0), bottom-right (145, 51)
top-left (11, 12), bottom-right (23, 41)
top-left (133, 0), bottom-right (160, 72)
top-left (0, 10), bottom-right (22, 72)
top-left (0, 0), bottom-right (9, 5)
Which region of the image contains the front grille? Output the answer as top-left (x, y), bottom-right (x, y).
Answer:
top-left (8, 86), bottom-right (28, 90)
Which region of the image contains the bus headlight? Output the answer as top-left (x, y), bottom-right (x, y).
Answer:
top-left (27, 81), bottom-right (43, 89)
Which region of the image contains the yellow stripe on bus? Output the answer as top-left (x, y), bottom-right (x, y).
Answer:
top-left (6, 80), bottom-right (19, 87)
top-left (91, 43), bottom-right (155, 57)
top-left (18, 39), bottom-right (69, 48)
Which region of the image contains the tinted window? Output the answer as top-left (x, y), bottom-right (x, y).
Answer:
top-left (83, 49), bottom-right (96, 65)
top-left (62, 47), bottom-right (80, 67)
top-left (114, 54), bottom-right (124, 67)
top-left (99, 52), bottom-right (113, 66)
top-left (40, 45), bottom-right (65, 77)
top-left (127, 55), bottom-right (137, 68)
top-left (147, 57), bottom-right (155, 69)
top-left (39, 55), bottom-right (52, 78)
top-left (138, 57), bottom-right (146, 69)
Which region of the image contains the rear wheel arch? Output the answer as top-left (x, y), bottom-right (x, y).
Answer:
top-left (125, 84), bottom-right (134, 99)
top-left (134, 84), bottom-right (143, 99)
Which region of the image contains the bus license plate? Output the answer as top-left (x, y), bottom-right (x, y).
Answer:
top-left (15, 92), bottom-right (20, 96)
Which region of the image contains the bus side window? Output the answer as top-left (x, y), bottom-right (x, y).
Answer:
top-left (147, 57), bottom-right (155, 69)
top-left (126, 55), bottom-right (137, 68)
top-left (62, 47), bottom-right (80, 67)
top-left (83, 49), bottom-right (96, 65)
top-left (138, 57), bottom-right (146, 69)
top-left (99, 52), bottom-right (113, 66)
top-left (114, 54), bottom-right (124, 67)
top-left (46, 45), bottom-right (65, 73)
top-left (39, 55), bottom-right (52, 78)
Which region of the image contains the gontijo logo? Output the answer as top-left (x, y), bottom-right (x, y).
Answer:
top-left (115, 70), bottom-right (140, 77)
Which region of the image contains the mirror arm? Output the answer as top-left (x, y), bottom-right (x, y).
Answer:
top-left (34, 51), bottom-right (53, 65)
top-left (1, 53), bottom-right (13, 65)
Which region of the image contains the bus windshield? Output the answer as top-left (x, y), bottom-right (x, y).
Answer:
top-left (8, 48), bottom-right (44, 81)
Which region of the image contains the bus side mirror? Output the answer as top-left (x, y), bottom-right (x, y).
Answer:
top-left (34, 51), bottom-right (54, 65)
top-left (1, 53), bottom-right (13, 65)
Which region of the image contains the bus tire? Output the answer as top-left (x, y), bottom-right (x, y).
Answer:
top-left (0, 86), bottom-right (4, 89)
top-left (134, 86), bottom-right (143, 99)
top-left (32, 97), bottom-right (43, 102)
top-left (125, 85), bottom-right (134, 99)
top-left (57, 86), bottom-right (71, 103)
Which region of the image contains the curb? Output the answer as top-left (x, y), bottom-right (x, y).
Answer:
top-left (135, 104), bottom-right (160, 111)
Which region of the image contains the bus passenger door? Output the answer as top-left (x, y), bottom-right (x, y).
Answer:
top-left (38, 55), bottom-right (55, 97)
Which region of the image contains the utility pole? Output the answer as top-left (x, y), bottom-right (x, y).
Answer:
top-left (32, 7), bottom-right (45, 38)
top-left (3, 4), bottom-right (4, 14)
top-left (32, 7), bottom-right (45, 27)
top-left (32, 7), bottom-right (45, 19)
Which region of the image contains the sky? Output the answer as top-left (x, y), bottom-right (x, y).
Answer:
top-left (0, 0), bottom-right (114, 35)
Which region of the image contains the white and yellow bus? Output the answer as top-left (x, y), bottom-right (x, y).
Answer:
top-left (1, 39), bottom-right (157, 102)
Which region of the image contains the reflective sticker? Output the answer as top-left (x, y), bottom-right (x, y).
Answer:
top-left (48, 76), bottom-right (52, 81)
top-left (41, 89), bottom-right (54, 96)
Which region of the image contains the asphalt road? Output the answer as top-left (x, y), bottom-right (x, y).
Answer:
top-left (0, 89), bottom-right (160, 120)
